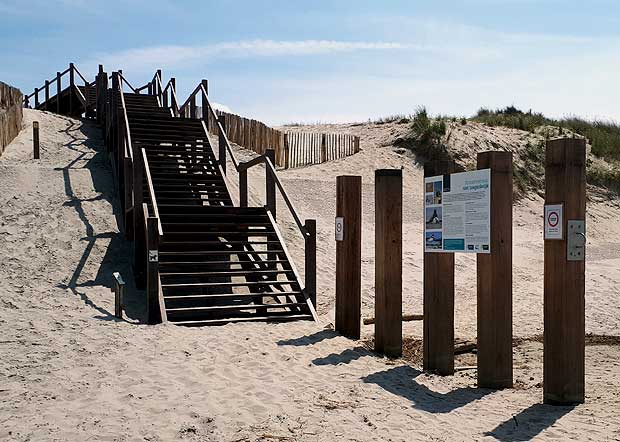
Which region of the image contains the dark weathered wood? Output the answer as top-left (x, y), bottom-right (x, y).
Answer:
top-left (375, 169), bottom-right (403, 357)
top-left (477, 151), bottom-right (513, 389)
top-left (239, 168), bottom-right (248, 207)
top-left (218, 115), bottom-right (226, 175)
top-left (201, 79), bottom-right (209, 130)
top-left (336, 175), bottom-right (362, 339)
top-left (423, 160), bottom-right (456, 375)
top-left (190, 95), bottom-right (196, 119)
top-left (123, 156), bottom-right (134, 240)
top-left (544, 138), bottom-right (586, 405)
top-left (305, 219), bottom-right (317, 307)
top-left (34, 87), bottom-right (39, 108)
top-left (33, 122), bottom-right (40, 159)
top-left (44, 80), bottom-right (49, 110)
top-left (266, 149), bottom-right (276, 218)
top-left (69, 63), bottom-right (75, 115)
top-left (170, 78), bottom-right (177, 116)
top-left (56, 72), bottom-right (61, 114)
top-left (147, 216), bottom-right (162, 325)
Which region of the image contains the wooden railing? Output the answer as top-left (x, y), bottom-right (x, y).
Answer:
top-left (282, 131), bottom-right (360, 169)
top-left (23, 63), bottom-right (95, 113)
top-left (176, 80), bottom-right (318, 306)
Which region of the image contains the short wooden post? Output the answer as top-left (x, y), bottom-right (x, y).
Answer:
top-left (133, 146), bottom-right (146, 289)
top-left (305, 219), bottom-right (317, 307)
top-left (34, 88), bottom-right (39, 108)
top-left (284, 134), bottom-right (290, 169)
top-left (321, 134), bottom-right (327, 163)
top-left (33, 122), bottom-right (40, 159)
top-left (201, 79), bottom-right (209, 129)
top-left (147, 216), bottom-right (162, 325)
top-left (335, 175), bottom-right (362, 339)
top-left (265, 149), bottom-right (276, 218)
top-left (423, 160), bottom-right (456, 375)
top-left (69, 63), bottom-right (75, 115)
top-left (56, 71), bottom-right (61, 114)
top-left (544, 138), bottom-right (586, 405)
top-left (218, 115), bottom-right (227, 175)
top-left (113, 272), bottom-right (125, 319)
top-left (477, 151), bottom-right (513, 389)
top-left (44, 80), bottom-right (50, 110)
top-left (375, 169), bottom-right (403, 357)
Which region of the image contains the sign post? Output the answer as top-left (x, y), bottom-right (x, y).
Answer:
top-left (335, 175), bottom-right (362, 339)
top-left (423, 160), bottom-right (456, 375)
top-left (544, 138), bottom-right (586, 405)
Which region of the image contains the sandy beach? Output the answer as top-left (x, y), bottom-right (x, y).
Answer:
top-left (1, 110), bottom-right (620, 441)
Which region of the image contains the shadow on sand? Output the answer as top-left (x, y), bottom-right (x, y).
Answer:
top-left (484, 403), bottom-right (576, 441)
top-left (277, 329), bottom-right (340, 347)
top-left (362, 365), bottom-right (491, 414)
top-left (54, 117), bottom-right (144, 323)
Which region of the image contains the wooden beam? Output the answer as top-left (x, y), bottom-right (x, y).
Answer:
top-left (477, 151), bottom-right (513, 389)
top-left (147, 216), bottom-right (162, 325)
top-left (305, 219), bottom-right (317, 307)
top-left (375, 169), bottom-right (403, 357)
top-left (423, 160), bottom-right (456, 375)
top-left (544, 138), bottom-right (586, 404)
top-left (335, 175), bottom-right (362, 339)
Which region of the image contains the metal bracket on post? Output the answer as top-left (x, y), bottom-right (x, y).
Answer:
top-left (567, 220), bottom-right (586, 261)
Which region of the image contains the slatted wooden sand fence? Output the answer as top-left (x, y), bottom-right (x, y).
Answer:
top-left (283, 132), bottom-right (360, 169)
top-left (208, 109), bottom-right (360, 169)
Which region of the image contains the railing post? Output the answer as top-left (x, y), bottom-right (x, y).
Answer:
top-left (147, 216), bottom-right (162, 325)
top-left (24, 95), bottom-right (29, 109)
top-left (156, 69), bottom-right (162, 102)
top-left (170, 78), bottom-right (177, 116)
top-left (133, 145), bottom-right (146, 289)
top-left (266, 149), bottom-right (276, 218)
top-left (69, 63), bottom-right (75, 115)
top-left (34, 87), bottom-right (39, 108)
top-left (190, 95), bottom-right (197, 119)
top-left (44, 81), bottom-right (49, 110)
top-left (284, 133), bottom-right (290, 169)
top-left (218, 115), bottom-right (227, 175)
top-left (56, 71), bottom-right (61, 114)
top-left (239, 169), bottom-right (248, 207)
top-left (33, 122), bottom-right (40, 159)
top-left (305, 219), bottom-right (317, 307)
top-left (124, 156), bottom-right (134, 240)
top-left (201, 79), bottom-right (209, 128)
top-left (321, 133), bottom-right (327, 163)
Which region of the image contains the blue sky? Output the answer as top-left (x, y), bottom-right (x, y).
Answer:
top-left (2, 0), bottom-right (619, 124)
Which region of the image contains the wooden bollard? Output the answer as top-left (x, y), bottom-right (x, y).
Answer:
top-left (477, 151), bottom-right (513, 389)
top-left (335, 175), bottom-right (362, 339)
top-left (544, 138), bottom-right (586, 404)
top-left (375, 169), bottom-right (403, 357)
top-left (113, 272), bottom-right (125, 319)
top-left (33, 122), bottom-right (40, 159)
top-left (423, 160), bottom-right (456, 375)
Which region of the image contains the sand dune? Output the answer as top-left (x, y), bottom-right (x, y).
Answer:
top-left (1, 110), bottom-right (619, 441)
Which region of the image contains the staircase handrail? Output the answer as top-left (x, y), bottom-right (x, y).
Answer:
top-left (115, 75), bottom-right (134, 161)
top-left (162, 78), bottom-right (180, 116)
top-left (117, 72), bottom-right (138, 94)
top-left (141, 148), bottom-right (164, 236)
top-left (23, 64), bottom-right (72, 106)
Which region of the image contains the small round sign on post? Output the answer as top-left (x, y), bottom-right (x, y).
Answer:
top-left (544, 204), bottom-right (563, 240)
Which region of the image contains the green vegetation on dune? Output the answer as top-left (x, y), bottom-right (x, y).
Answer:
top-left (473, 106), bottom-right (620, 161)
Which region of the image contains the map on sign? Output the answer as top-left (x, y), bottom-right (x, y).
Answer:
top-left (424, 169), bottom-right (491, 253)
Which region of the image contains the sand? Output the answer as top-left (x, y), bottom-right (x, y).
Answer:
top-left (1, 109), bottom-right (619, 441)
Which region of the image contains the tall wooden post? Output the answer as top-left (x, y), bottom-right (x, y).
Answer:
top-left (544, 138), bottom-right (586, 405)
top-left (190, 95), bottom-right (196, 119)
top-left (375, 169), bottom-right (403, 357)
top-left (218, 115), bottom-right (227, 175)
top-left (201, 79), bottom-right (209, 129)
top-left (477, 151), bottom-right (513, 389)
top-left (321, 134), bottom-right (327, 163)
top-left (423, 160), bottom-right (456, 375)
top-left (265, 149), bottom-right (276, 218)
top-left (69, 63), bottom-right (75, 115)
top-left (305, 219), bottom-right (317, 307)
top-left (34, 88), bottom-right (39, 108)
top-left (147, 216), bottom-right (161, 325)
top-left (56, 71), bottom-right (61, 114)
top-left (284, 134), bottom-right (290, 169)
top-left (239, 169), bottom-right (248, 207)
top-left (335, 175), bottom-right (362, 339)
top-left (124, 156), bottom-right (134, 240)
top-left (133, 146), bottom-right (146, 289)
top-left (33, 122), bottom-right (40, 159)
top-left (156, 69), bottom-right (162, 102)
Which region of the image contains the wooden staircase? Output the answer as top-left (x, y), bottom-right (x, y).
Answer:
top-left (124, 93), bottom-right (315, 325)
